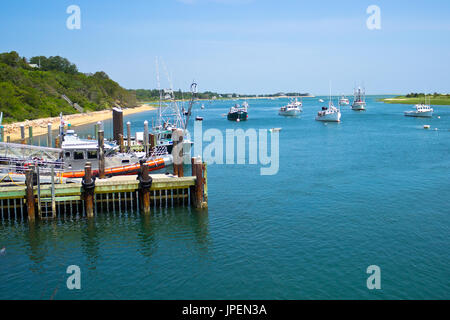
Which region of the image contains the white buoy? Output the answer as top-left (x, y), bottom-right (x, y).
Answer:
top-left (236, 119), bottom-right (240, 122)
top-left (438, 116), bottom-right (441, 119)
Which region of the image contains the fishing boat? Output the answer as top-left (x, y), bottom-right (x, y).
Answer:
top-left (279, 97), bottom-right (302, 116)
top-left (195, 116), bottom-right (204, 121)
top-left (315, 103), bottom-right (341, 122)
top-left (351, 87), bottom-right (366, 111)
top-left (228, 101), bottom-right (248, 122)
top-left (60, 129), bottom-right (172, 178)
top-left (318, 99), bottom-right (324, 103)
top-left (339, 95), bottom-right (350, 106)
top-left (404, 104), bottom-right (433, 117)
top-left (316, 85), bottom-right (341, 122)
top-left (152, 63), bottom-right (195, 158)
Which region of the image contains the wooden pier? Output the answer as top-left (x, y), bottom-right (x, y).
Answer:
top-left (0, 157), bottom-right (208, 222)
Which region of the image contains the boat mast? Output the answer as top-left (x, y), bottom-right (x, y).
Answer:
top-left (156, 57), bottom-right (162, 129)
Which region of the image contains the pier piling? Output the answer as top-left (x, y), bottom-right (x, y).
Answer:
top-left (28, 126), bottom-right (33, 145)
top-left (119, 133), bottom-right (124, 153)
top-left (83, 163), bottom-right (95, 218)
top-left (144, 121), bottom-right (149, 157)
top-left (47, 123), bottom-right (52, 147)
top-left (138, 162), bottom-right (152, 215)
top-left (113, 107), bottom-right (124, 143)
top-left (25, 169), bottom-right (35, 222)
top-left (20, 125), bottom-right (25, 144)
top-left (98, 130), bottom-right (105, 179)
top-left (126, 121), bottom-right (131, 152)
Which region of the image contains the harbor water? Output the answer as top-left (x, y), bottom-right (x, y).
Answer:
top-left (1, 96), bottom-right (449, 299)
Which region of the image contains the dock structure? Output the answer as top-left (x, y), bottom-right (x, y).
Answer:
top-left (0, 157), bottom-right (208, 222)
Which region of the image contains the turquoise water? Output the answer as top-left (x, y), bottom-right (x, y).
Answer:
top-left (1, 96), bottom-right (449, 299)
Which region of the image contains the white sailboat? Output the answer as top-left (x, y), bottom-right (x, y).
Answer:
top-left (316, 84), bottom-right (341, 122)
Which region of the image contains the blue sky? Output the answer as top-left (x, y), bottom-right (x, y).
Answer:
top-left (0, 0), bottom-right (449, 95)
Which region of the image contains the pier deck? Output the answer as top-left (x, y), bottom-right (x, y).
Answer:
top-left (0, 161), bottom-right (208, 221)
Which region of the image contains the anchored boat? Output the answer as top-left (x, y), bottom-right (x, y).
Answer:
top-left (316, 84), bottom-right (341, 122)
top-left (351, 87), bottom-right (366, 111)
top-left (228, 101), bottom-right (248, 122)
top-left (339, 95), bottom-right (350, 106)
top-left (404, 104), bottom-right (433, 118)
top-left (279, 97), bottom-right (302, 116)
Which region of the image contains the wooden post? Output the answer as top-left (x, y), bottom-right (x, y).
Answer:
top-left (94, 122), bottom-right (100, 141)
top-left (144, 121), bottom-right (149, 157)
top-left (47, 123), bottom-right (52, 147)
top-left (119, 133), bottom-right (124, 153)
top-left (112, 107), bottom-right (123, 143)
top-left (149, 133), bottom-right (156, 150)
top-left (126, 121), bottom-right (131, 153)
top-left (194, 157), bottom-right (204, 208)
top-left (139, 162), bottom-right (152, 215)
top-left (202, 162), bottom-right (208, 205)
top-left (177, 131), bottom-right (184, 177)
top-left (172, 129), bottom-right (179, 176)
top-left (20, 124), bottom-right (25, 144)
top-left (50, 166), bottom-right (56, 217)
top-left (98, 130), bottom-right (105, 179)
top-left (6, 136), bottom-right (10, 143)
top-left (25, 169), bottom-right (36, 222)
top-left (28, 126), bottom-right (33, 145)
top-left (83, 163), bottom-right (94, 218)
top-left (55, 137), bottom-right (60, 149)
top-left (190, 157), bottom-right (197, 205)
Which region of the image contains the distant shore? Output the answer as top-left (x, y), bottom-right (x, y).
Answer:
top-left (381, 95), bottom-right (450, 106)
top-left (3, 104), bottom-right (157, 142)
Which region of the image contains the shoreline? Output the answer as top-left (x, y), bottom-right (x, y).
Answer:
top-left (2, 104), bottom-right (157, 142)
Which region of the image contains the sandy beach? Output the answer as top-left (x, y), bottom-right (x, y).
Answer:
top-left (2, 104), bottom-right (157, 142)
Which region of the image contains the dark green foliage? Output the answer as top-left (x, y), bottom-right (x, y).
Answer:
top-left (0, 52), bottom-right (137, 123)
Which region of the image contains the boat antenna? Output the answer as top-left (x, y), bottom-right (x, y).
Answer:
top-left (184, 81), bottom-right (198, 132)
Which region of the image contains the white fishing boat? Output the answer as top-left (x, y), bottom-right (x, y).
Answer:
top-left (404, 104), bottom-right (433, 117)
top-left (318, 99), bottom-right (324, 103)
top-left (316, 84), bottom-right (341, 122)
top-left (339, 95), bottom-right (350, 106)
top-left (351, 86), bottom-right (366, 111)
top-left (315, 103), bottom-right (341, 122)
top-left (279, 97), bottom-right (302, 116)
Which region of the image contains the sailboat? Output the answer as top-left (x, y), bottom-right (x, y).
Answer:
top-left (315, 84), bottom-right (341, 122)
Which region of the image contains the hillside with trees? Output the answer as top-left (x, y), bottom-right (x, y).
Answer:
top-left (0, 51), bottom-right (137, 124)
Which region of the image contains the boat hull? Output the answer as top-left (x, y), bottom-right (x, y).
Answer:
top-left (315, 112), bottom-right (341, 122)
top-left (227, 111), bottom-right (248, 121)
top-left (279, 109), bottom-right (301, 116)
top-left (61, 155), bottom-right (172, 178)
top-left (404, 111), bottom-right (433, 117)
top-left (351, 103), bottom-right (366, 111)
